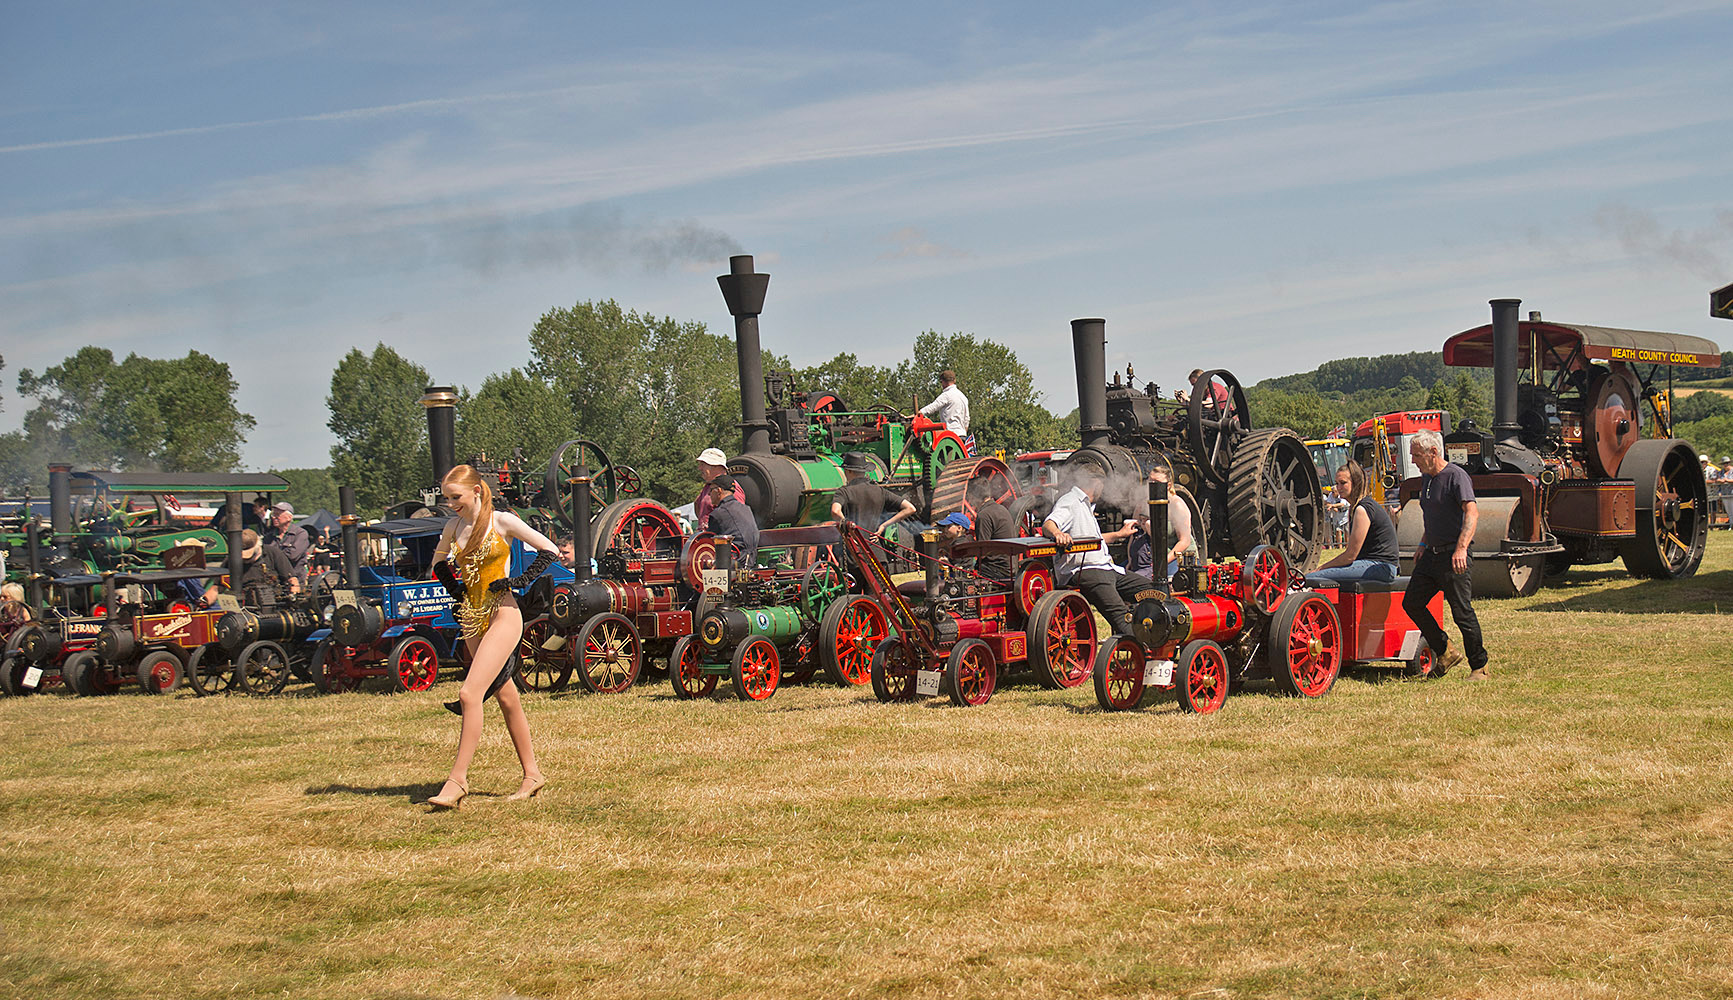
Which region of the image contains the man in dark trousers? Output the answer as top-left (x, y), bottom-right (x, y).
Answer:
top-left (1401, 429), bottom-right (1488, 680)
top-left (704, 474), bottom-right (759, 569)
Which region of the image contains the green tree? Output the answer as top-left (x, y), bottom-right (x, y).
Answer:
top-left (272, 467), bottom-right (340, 515)
top-left (1671, 390), bottom-right (1733, 423)
top-left (888, 331), bottom-right (1042, 424)
top-left (15, 347), bottom-right (254, 471)
top-left (327, 344), bottom-right (432, 515)
top-left (1245, 388), bottom-right (1345, 439)
top-left (456, 369), bottom-right (573, 471)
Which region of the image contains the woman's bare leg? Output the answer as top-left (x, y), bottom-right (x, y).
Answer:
top-left (437, 605), bottom-right (524, 798)
top-left (494, 666), bottom-right (541, 786)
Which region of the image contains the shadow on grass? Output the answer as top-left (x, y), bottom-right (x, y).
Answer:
top-left (1522, 568), bottom-right (1733, 614)
top-left (303, 781), bottom-right (458, 803)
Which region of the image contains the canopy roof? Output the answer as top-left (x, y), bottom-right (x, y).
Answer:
top-left (357, 515), bottom-right (453, 538)
top-left (1443, 321), bottom-right (1722, 371)
top-left (69, 471), bottom-right (290, 494)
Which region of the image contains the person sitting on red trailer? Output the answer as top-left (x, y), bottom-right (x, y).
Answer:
top-left (1306, 460), bottom-right (1399, 585)
top-left (1042, 468), bottom-right (1161, 636)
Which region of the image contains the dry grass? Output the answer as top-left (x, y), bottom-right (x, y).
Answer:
top-left (6, 538), bottom-right (1733, 999)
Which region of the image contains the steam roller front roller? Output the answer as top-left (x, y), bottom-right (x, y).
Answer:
top-left (1395, 496), bottom-right (1546, 599)
top-left (1225, 427), bottom-right (1325, 570)
top-left (1619, 439), bottom-right (1708, 580)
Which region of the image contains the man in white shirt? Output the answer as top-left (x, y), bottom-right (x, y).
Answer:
top-left (918, 369), bottom-right (970, 437)
top-left (1042, 468), bottom-right (1162, 636)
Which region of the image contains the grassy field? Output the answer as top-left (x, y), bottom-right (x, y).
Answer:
top-left (6, 538), bottom-right (1733, 999)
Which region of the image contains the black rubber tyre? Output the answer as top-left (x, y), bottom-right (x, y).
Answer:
top-left (1092, 635), bottom-right (1146, 712)
top-left (1620, 439), bottom-right (1709, 580)
top-left (136, 649), bottom-right (184, 695)
top-left (1227, 427), bottom-right (1324, 568)
top-left (62, 651), bottom-right (102, 697)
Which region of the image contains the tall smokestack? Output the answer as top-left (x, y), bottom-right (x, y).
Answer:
top-left (421, 386), bottom-right (458, 485)
top-left (225, 493), bottom-right (244, 597)
top-left (717, 255), bottom-right (772, 456)
top-left (48, 463), bottom-right (72, 546)
top-left (1071, 319), bottom-right (1111, 450)
top-left (338, 486), bottom-right (360, 586)
top-left (1490, 299), bottom-right (1522, 446)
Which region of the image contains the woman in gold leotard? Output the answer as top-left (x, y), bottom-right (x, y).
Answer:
top-left (426, 464), bottom-right (559, 809)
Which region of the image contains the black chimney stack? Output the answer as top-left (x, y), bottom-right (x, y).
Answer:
top-left (338, 486), bottom-right (360, 586)
top-left (421, 386), bottom-right (458, 485)
top-left (1148, 478), bottom-right (1171, 591)
top-left (48, 462), bottom-right (72, 548)
top-left (717, 255), bottom-right (772, 456)
top-left (570, 468), bottom-right (593, 583)
top-left (1490, 298), bottom-right (1522, 448)
top-left (1071, 319), bottom-right (1112, 450)
top-left (224, 492), bottom-right (245, 596)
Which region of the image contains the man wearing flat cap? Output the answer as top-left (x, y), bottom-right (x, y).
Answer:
top-left (265, 501), bottom-right (312, 586)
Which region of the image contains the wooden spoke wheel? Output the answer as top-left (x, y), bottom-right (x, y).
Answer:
top-left (390, 635), bottom-right (440, 693)
top-left (591, 498), bottom-right (686, 565)
top-left (668, 636), bottom-right (716, 699)
top-left (1028, 590), bottom-right (1096, 689)
top-left (1185, 369), bottom-right (1250, 486)
top-left (1176, 639), bottom-right (1230, 714)
top-left (576, 612), bottom-right (642, 694)
top-left (186, 645), bottom-right (235, 696)
top-left (869, 637), bottom-right (920, 703)
top-left (236, 640), bottom-right (292, 697)
top-left (1620, 439), bottom-right (1709, 580)
top-left (544, 438), bottom-right (619, 527)
top-left (515, 618), bottom-right (573, 692)
top-left (1227, 428), bottom-right (1324, 570)
top-left (729, 636), bottom-right (780, 702)
top-left (135, 649), bottom-right (184, 695)
top-left (1267, 591), bottom-right (1342, 698)
top-left (943, 638), bottom-right (997, 707)
top-left (818, 595), bottom-right (887, 686)
top-left (1239, 544), bottom-right (1291, 615)
top-left (308, 640), bottom-right (359, 694)
top-left (1092, 635), bottom-right (1146, 712)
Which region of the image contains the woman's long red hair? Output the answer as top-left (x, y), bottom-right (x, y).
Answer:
top-left (443, 464), bottom-right (495, 561)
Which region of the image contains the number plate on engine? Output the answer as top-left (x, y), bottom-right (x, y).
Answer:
top-left (1447, 445), bottom-right (1470, 464)
top-left (333, 589), bottom-right (357, 607)
top-left (916, 670), bottom-right (941, 696)
top-left (22, 666), bottom-right (43, 690)
top-left (1144, 659), bottom-right (1175, 686)
top-left (701, 569), bottom-right (729, 594)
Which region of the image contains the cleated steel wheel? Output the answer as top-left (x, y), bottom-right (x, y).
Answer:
top-left (1227, 427), bottom-right (1324, 569)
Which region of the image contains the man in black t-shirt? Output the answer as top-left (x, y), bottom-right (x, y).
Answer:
top-left (830, 453), bottom-right (916, 534)
top-left (968, 487), bottom-right (1016, 581)
top-left (1400, 430), bottom-right (1488, 680)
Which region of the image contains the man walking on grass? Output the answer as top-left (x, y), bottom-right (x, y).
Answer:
top-left (1401, 429), bottom-right (1489, 681)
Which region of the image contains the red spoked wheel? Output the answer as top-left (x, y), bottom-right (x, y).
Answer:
top-left (729, 637), bottom-right (780, 701)
top-left (668, 636), bottom-right (716, 700)
top-left (1176, 639), bottom-right (1230, 714)
top-left (1240, 544), bottom-right (1290, 615)
top-left (942, 638), bottom-right (996, 707)
top-left (135, 649), bottom-right (183, 695)
top-left (390, 635), bottom-right (440, 692)
top-left (308, 640), bottom-right (360, 694)
top-left (576, 612), bottom-right (641, 694)
top-left (592, 498), bottom-right (686, 564)
top-left (1029, 590), bottom-right (1096, 689)
top-left (869, 637), bottom-right (920, 703)
top-left (819, 595), bottom-right (887, 686)
top-left (1012, 560), bottom-right (1054, 618)
top-left (1092, 635), bottom-right (1146, 712)
top-left (515, 617), bottom-right (573, 692)
top-left (1268, 591), bottom-right (1342, 698)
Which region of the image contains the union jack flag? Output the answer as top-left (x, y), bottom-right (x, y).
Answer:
top-left (1329, 423), bottom-right (1348, 439)
top-left (962, 434), bottom-right (978, 457)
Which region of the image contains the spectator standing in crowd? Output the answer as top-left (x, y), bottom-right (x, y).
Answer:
top-left (830, 453), bottom-right (917, 534)
top-left (1307, 461), bottom-right (1399, 584)
top-left (1401, 430), bottom-right (1488, 681)
top-left (203, 529), bottom-right (299, 605)
top-left (1701, 454), bottom-right (1715, 480)
top-left (265, 502), bottom-right (312, 585)
top-left (1042, 469), bottom-right (1162, 636)
top-left (918, 369), bottom-right (970, 436)
top-left (694, 447), bottom-right (745, 530)
top-left (703, 474), bottom-right (759, 568)
top-left (1124, 465), bottom-right (1195, 579)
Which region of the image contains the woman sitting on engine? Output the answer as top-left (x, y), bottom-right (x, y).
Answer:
top-left (1305, 461), bottom-right (1399, 585)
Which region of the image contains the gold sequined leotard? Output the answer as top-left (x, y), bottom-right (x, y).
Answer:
top-left (453, 523), bottom-right (511, 639)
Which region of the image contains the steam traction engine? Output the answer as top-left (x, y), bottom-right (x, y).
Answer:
top-left (713, 255), bottom-right (1019, 531)
top-left (1395, 299), bottom-right (1721, 597)
top-left (1058, 318), bottom-right (1326, 570)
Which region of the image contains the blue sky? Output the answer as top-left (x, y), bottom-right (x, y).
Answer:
top-left (3, 1), bottom-right (1731, 470)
